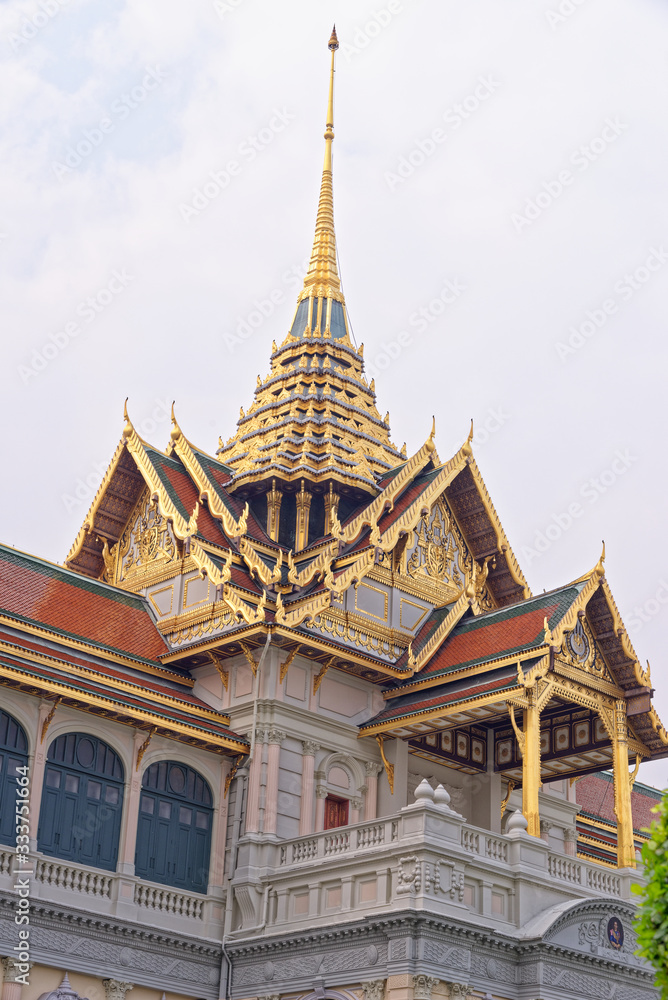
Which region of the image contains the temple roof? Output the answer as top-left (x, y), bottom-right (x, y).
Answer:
top-left (0, 543), bottom-right (168, 665)
top-left (216, 27), bottom-right (404, 497)
top-left (0, 543), bottom-right (249, 756)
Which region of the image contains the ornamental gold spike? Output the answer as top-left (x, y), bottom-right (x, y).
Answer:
top-left (297, 26), bottom-right (344, 309)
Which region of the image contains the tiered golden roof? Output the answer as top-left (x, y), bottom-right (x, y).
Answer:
top-left (217, 26), bottom-right (403, 498)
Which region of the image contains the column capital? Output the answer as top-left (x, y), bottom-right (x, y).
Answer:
top-left (444, 984), bottom-right (470, 999)
top-left (351, 797), bottom-right (363, 810)
top-left (103, 983), bottom-right (134, 1000)
top-left (315, 784), bottom-right (328, 798)
top-left (412, 975), bottom-right (439, 1000)
top-left (302, 740), bottom-right (320, 756)
top-left (365, 761), bottom-right (383, 776)
top-left (564, 826), bottom-right (577, 842)
top-left (267, 729), bottom-right (286, 746)
top-left (257, 994), bottom-right (281, 1000)
top-left (360, 981), bottom-right (386, 1000)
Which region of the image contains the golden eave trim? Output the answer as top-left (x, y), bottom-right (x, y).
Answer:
top-left (0, 637), bottom-right (229, 725)
top-left (170, 422), bottom-right (249, 540)
top-left (0, 664), bottom-right (247, 754)
top-left (552, 657), bottom-right (625, 700)
top-left (336, 423), bottom-right (450, 547)
top-left (66, 436), bottom-right (128, 566)
top-left (0, 613), bottom-right (183, 683)
top-left (382, 646), bottom-right (548, 700)
top-left (465, 458), bottom-right (531, 599)
top-left (359, 683), bottom-right (524, 737)
top-left (159, 623), bottom-right (269, 663)
top-left (270, 625), bottom-right (413, 678)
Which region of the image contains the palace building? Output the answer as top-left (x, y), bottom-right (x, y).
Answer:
top-left (1, 27), bottom-right (666, 1000)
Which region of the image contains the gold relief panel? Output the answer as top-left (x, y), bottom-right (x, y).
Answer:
top-left (404, 498), bottom-right (465, 602)
top-left (441, 731), bottom-right (453, 753)
top-left (117, 491), bottom-right (178, 584)
top-left (183, 574), bottom-right (212, 609)
top-left (353, 582), bottom-right (388, 622)
top-left (399, 598), bottom-right (429, 632)
top-left (148, 585), bottom-right (174, 617)
top-left (574, 720), bottom-right (591, 747)
top-left (540, 730), bottom-right (550, 755)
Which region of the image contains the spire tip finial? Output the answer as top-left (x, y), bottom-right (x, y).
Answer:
top-left (328, 25), bottom-right (339, 50)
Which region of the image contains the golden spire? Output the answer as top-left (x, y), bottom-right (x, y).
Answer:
top-left (299, 25), bottom-right (343, 304)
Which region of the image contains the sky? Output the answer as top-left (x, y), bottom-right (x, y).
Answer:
top-left (2, 0), bottom-right (668, 788)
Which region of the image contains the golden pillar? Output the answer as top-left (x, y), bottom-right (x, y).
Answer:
top-left (323, 484), bottom-right (339, 535)
top-left (522, 686), bottom-right (541, 837)
top-left (611, 698), bottom-right (636, 868)
top-left (295, 481), bottom-right (312, 551)
top-left (266, 478), bottom-right (283, 541)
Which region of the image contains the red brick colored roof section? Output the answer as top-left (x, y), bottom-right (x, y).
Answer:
top-left (577, 772), bottom-right (662, 833)
top-left (0, 548), bottom-right (167, 662)
top-left (421, 604), bottom-right (558, 676)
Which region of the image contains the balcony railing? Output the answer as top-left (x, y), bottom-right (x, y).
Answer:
top-left (0, 845), bottom-right (218, 933)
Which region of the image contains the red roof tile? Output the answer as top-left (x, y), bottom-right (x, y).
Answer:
top-left (0, 549), bottom-right (167, 662)
top-left (577, 772), bottom-right (662, 834)
top-left (421, 604), bottom-right (557, 676)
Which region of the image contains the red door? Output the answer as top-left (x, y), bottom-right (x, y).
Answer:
top-left (324, 795), bottom-right (349, 830)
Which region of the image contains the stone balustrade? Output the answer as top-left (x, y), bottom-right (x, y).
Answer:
top-left (0, 786), bottom-right (637, 949)
top-left (229, 785), bottom-right (641, 938)
top-left (0, 845), bottom-right (221, 938)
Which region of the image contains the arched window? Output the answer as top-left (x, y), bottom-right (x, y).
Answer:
top-left (135, 761), bottom-right (213, 894)
top-left (0, 710), bottom-right (29, 847)
top-left (37, 733), bottom-right (124, 871)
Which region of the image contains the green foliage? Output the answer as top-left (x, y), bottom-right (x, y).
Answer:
top-left (633, 790), bottom-right (668, 997)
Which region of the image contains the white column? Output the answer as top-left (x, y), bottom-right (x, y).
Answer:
top-left (364, 762), bottom-right (382, 821)
top-left (209, 758), bottom-right (232, 889)
top-left (118, 730), bottom-right (147, 873)
top-left (299, 741), bottom-right (319, 835)
top-left (245, 729), bottom-right (266, 834)
top-left (263, 729), bottom-right (286, 836)
top-left (1, 959), bottom-right (28, 1000)
top-left (103, 982), bottom-right (134, 1000)
top-left (315, 784), bottom-right (327, 832)
top-left (28, 701), bottom-right (57, 845)
top-left (350, 797), bottom-right (363, 825)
